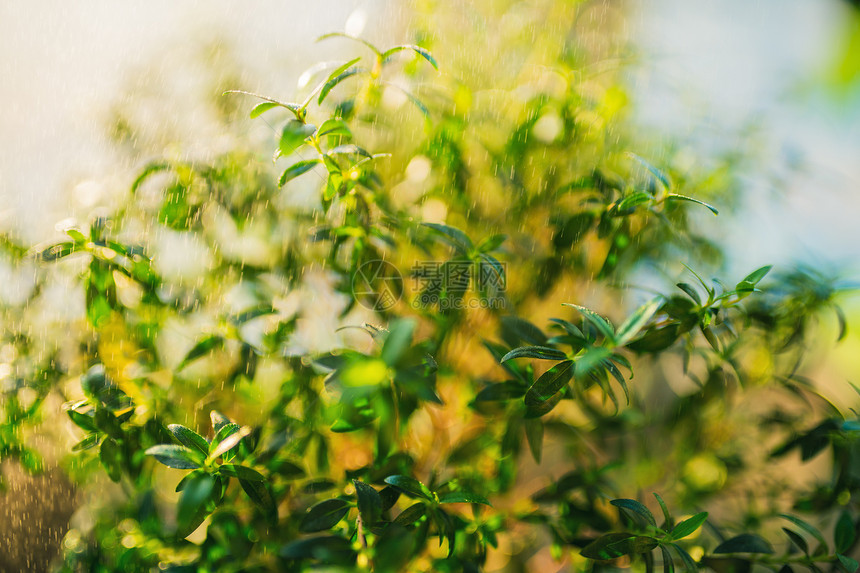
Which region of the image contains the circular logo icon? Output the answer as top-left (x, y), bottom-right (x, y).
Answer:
top-left (352, 260), bottom-right (404, 311)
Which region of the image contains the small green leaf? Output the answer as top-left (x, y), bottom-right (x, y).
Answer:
top-left (317, 118), bottom-right (352, 138)
top-left (838, 554), bottom-right (860, 573)
top-left (615, 297), bottom-right (662, 346)
top-left (661, 546), bottom-right (675, 573)
top-left (209, 425), bottom-right (251, 461)
top-left (670, 543), bottom-right (698, 573)
top-left (381, 318), bottom-right (416, 366)
top-left (240, 478), bottom-right (277, 517)
top-left (779, 514), bottom-right (828, 554)
top-left (145, 444), bottom-right (204, 469)
top-left (178, 335), bottom-right (223, 370)
top-left (384, 475), bottom-right (434, 501)
top-left (654, 492), bottom-right (673, 530)
top-left (676, 283), bottom-right (702, 305)
top-left (99, 437), bottom-right (123, 482)
top-left (279, 159), bottom-right (321, 186)
top-left (210, 410), bottom-right (231, 433)
top-left (628, 152), bottom-right (672, 191)
top-left (422, 222), bottom-right (474, 251)
top-left (300, 498), bottom-right (351, 532)
top-left (501, 346), bottom-right (568, 362)
top-left (438, 491), bottom-right (492, 506)
top-left (740, 265), bottom-right (772, 286)
top-left (665, 194), bottom-right (719, 216)
top-left (353, 480), bottom-right (383, 525)
top-left (562, 303), bottom-right (616, 342)
top-left (782, 527), bottom-right (809, 555)
top-left (610, 499), bottom-right (657, 527)
top-left (668, 512), bottom-right (708, 540)
top-left (713, 533), bottom-right (774, 554)
top-left (835, 510), bottom-right (855, 554)
top-left (250, 102), bottom-right (279, 118)
top-left (168, 424), bottom-right (209, 456)
top-left (319, 63), bottom-right (363, 105)
top-left (524, 418), bottom-right (543, 463)
top-left (524, 360), bottom-right (573, 406)
top-left (382, 44), bottom-right (439, 70)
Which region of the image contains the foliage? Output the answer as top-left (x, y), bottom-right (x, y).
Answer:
top-left (0, 2), bottom-right (858, 572)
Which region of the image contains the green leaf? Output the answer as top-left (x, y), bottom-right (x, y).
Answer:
top-left (838, 554), bottom-right (860, 573)
top-left (501, 346), bottom-right (568, 362)
top-left (176, 473), bottom-right (216, 538)
top-left (654, 493), bottom-right (673, 530)
top-left (835, 510), bottom-right (855, 554)
top-left (178, 335), bottom-right (223, 370)
top-left (145, 444), bottom-right (204, 469)
top-left (581, 533), bottom-right (658, 560)
top-left (210, 410), bottom-right (231, 433)
top-left (279, 120), bottom-right (316, 157)
top-left (299, 498), bottom-right (351, 532)
top-left (713, 533), bottom-right (774, 554)
top-left (316, 32), bottom-right (381, 55)
top-left (740, 265), bottom-right (772, 286)
top-left (319, 62), bottom-right (363, 105)
top-left (616, 297), bottom-right (663, 346)
top-left (665, 194), bottom-right (719, 216)
top-left (778, 514), bottom-right (828, 554)
top-left (628, 152), bottom-right (672, 191)
top-left (670, 543), bottom-right (698, 573)
top-left (317, 118), bottom-right (352, 138)
top-left (524, 360), bottom-right (573, 406)
top-left (381, 318), bottom-right (416, 366)
top-left (782, 527), bottom-right (809, 555)
top-left (476, 233), bottom-right (507, 253)
top-left (438, 491), bottom-right (492, 506)
top-left (610, 499), bottom-right (657, 527)
top-left (668, 511), bottom-right (708, 540)
top-left (382, 44), bottom-right (439, 70)
top-left (524, 418), bottom-right (543, 463)
top-left (239, 478), bottom-right (277, 517)
top-left (384, 475), bottom-right (435, 501)
top-left (218, 464), bottom-right (266, 482)
top-left (99, 437), bottom-right (123, 482)
top-left (250, 102), bottom-right (279, 118)
top-left (168, 424), bottom-right (209, 456)
top-left (353, 480), bottom-right (382, 525)
top-left (393, 502), bottom-right (426, 526)
top-left (562, 303), bottom-right (616, 342)
top-left (279, 159), bottom-right (321, 186)
top-left (676, 283), bottom-right (702, 305)
top-left (661, 545), bottom-right (675, 573)
top-left (422, 222), bottom-right (474, 251)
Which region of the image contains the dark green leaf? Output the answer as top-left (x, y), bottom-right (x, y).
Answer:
top-left (393, 502), bottom-right (426, 526)
top-left (99, 437), bottom-right (123, 482)
top-left (524, 418), bottom-right (543, 463)
top-left (670, 544), bottom-right (699, 573)
top-left (384, 475), bottom-right (434, 501)
top-left (654, 492), bottom-right (673, 530)
top-left (178, 335), bottom-right (223, 370)
top-left (782, 527), bottom-right (809, 555)
top-left (676, 283), bottom-right (702, 305)
top-left (501, 346), bottom-right (567, 362)
top-left (240, 478), bottom-right (277, 517)
top-left (524, 360), bottom-right (573, 406)
top-left (176, 473), bottom-right (215, 538)
top-left (779, 514), bottom-right (828, 554)
top-left (838, 554), bottom-right (859, 573)
top-left (835, 511), bottom-right (855, 554)
top-left (562, 303), bottom-right (616, 342)
top-left (300, 498), bottom-right (351, 532)
top-left (581, 533), bottom-right (658, 560)
top-left (610, 499), bottom-right (657, 527)
top-left (661, 545), bottom-right (675, 573)
top-left (713, 534), bottom-right (774, 554)
top-left (319, 64), bottom-right (363, 105)
top-left (218, 464), bottom-right (266, 482)
top-left (352, 480), bottom-right (382, 525)
top-left (168, 424), bottom-right (209, 456)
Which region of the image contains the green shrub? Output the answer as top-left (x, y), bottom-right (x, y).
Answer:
top-left (1, 3), bottom-right (858, 572)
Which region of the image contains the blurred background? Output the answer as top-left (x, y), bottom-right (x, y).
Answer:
top-left (0, 0), bottom-right (858, 570)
